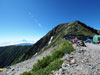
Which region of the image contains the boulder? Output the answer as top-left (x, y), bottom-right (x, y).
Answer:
top-left (62, 63), bottom-right (67, 70)
top-left (59, 68), bottom-right (63, 75)
top-left (97, 30), bottom-right (100, 34)
top-left (70, 59), bottom-right (76, 64)
top-left (69, 55), bottom-right (74, 58)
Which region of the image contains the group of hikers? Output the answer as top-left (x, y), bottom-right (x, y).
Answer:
top-left (64, 34), bottom-right (100, 44)
top-left (71, 38), bottom-right (86, 47)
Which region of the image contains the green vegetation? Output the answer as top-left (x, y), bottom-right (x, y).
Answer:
top-left (21, 40), bottom-right (74, 75)
top-left (0, 45), bottom-right (32, 68)
top-left (32, 55), bottom-right (52, 71)
top-left (76, 25), bottom-right (96, 36)
top-left (33, 59), bottom-right (63, 75)
top-left (21, 72), bottom-right (32, 75)
top-left (21, 59), bottom-right (63, 75)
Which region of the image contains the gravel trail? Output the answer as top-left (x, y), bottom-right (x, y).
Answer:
top-left (54, 43), bottom-right (100, 75)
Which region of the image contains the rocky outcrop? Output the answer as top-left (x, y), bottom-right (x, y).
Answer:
top-left (97, 30), bottom-right (100, 34)
top-left (53, 43), bottom-right (100, 75)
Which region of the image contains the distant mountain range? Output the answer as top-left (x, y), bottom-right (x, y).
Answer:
top-left (0, 45), bottom-right (32, 68)
top-left (0, 40), bottom-right (33, 67)
top-left (16, 43), bottom-right (33, 46)
top-left (0, 40), bottom-right (34, 47)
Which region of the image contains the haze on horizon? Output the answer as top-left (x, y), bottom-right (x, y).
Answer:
top-left (0, 0), bottom-right (100, 46)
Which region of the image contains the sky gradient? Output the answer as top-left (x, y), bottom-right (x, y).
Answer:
top-left (0, 0), bottom-right (100, 46)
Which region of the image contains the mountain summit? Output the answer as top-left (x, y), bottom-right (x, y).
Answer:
top-left (15, 21), bottom-right (98, 62)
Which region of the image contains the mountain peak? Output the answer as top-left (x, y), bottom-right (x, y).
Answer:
top-left (71, 20), bottom-right (84, 25)
top-left (73, 20), bottom-right (81, 23)
top-left (19, 21), bottom-right (99, 61)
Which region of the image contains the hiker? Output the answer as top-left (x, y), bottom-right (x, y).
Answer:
top-left (73, 38), bottom-right (78, 44)
top-left (98, 40), bottom-right (100, 44)
top-left (76, 41), bottom-right (80, 47)
top-left (79, 41), bottom-right (86, 47)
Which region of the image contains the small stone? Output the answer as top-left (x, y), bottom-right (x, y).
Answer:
top-left (69, 55), bottom-right (74, 58)
top-left (74, 64), bottom-right (78, 66)
top-left (70, 59), bottom-right (76, 64)
top-left (93, 72), bottom-right (98, 75)
top-left (62, 63), bottom-right (67, 70)
top-left (59, 68), bottom-right (63, 75)
top-left (55, 71), bottom-right (59, 75)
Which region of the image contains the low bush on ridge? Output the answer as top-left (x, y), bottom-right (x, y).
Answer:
top-left (21, 40), bottom-right (74, 75)
top-left (33, 59), bottom-right (63, 75)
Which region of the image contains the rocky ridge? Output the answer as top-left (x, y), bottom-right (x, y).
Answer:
top-left (18, 21), bottom-right (98, 62)
top-left (97, 30), bottom-right (100, 34)
top-left (53, 43), bottom-right (100, 75)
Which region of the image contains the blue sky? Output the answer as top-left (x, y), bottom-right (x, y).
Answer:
top-left (0, 0), bottom-right (100, 46)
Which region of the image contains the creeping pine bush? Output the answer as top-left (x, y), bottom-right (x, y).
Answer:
top-left (33, 59), bottom-right (63, 75)
top-left (21, 72), bottom-right (32, 75)
top-left (61, 40), bottom-right (74, 53)
top-left (32, 40), bottom-right (74, 71)
top-left (32, 49), bottom-right (65, 72)
top-left (51, 49), bottom-right (64, 60)
top-left (21, 40), bottom-right (74, 75)
top-left (32, 55), bottom-right (52, 72)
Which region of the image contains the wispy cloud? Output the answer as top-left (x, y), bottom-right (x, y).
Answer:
top-left (28, 12), bottom-right (43, 28)
top-left (28, 12), bottom-right (32, 16)
top-left (0, 40), bottom-right (35, 47)
top-left (37, 23), bottom-right (42, 27)
top-left (34, 18), bottom-right (38, 22)
top-left (33, 18), bottom-right (42, 28)
top-left (14, 40), bottom-right (34, 44)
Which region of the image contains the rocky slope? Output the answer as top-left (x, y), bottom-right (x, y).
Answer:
top-left (97, 30), bottom-right (100, 34)
top-left (1, 42), bottom-right (100, 75)
top-left (54, 43), bottom-right (100, 75)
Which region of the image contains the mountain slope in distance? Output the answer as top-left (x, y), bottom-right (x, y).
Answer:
top-left (15, 21), bottom-right (99, 63)
top-left (0, 45), bottom-right (32, 68)
top-left (16, 43), bottom-right (33, 46)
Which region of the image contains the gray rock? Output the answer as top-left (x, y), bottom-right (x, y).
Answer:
top-left (59, 68), bottom-right (63, 75)
top-left (55, 43), bottom-right (100, 75)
